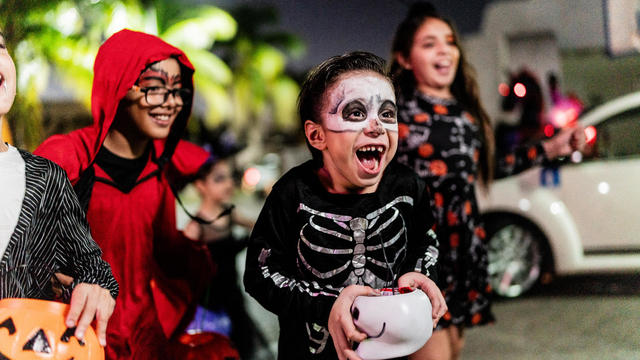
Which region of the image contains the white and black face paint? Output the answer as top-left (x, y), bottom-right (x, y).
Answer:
top-left (324, 74), bottom-right (398, 133)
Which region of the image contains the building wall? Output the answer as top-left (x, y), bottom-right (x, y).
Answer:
top-left (462, 0), bottom-right (639, 124)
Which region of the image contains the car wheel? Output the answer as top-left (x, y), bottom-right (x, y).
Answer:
top-left (485, 217), bottom-right (549, 298)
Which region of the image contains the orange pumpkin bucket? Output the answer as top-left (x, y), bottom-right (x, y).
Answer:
top-left (0, 298), bottom-right (104, 360)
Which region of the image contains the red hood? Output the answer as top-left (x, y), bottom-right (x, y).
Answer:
top-left (36, 29), bottom-right (196, 182)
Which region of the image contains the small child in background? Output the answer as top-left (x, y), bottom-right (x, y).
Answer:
top-left (184, 131), bottom-right (273, 360)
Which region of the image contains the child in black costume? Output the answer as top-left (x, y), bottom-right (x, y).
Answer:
top-left (244, 51), bottom-right (447, 360)
top-left (184, 134), bottom-right (273, 360)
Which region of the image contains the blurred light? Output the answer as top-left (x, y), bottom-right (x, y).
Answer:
top-left (544, 124), bottom-right (555, 137)
top-left (550, 202), bottom-right (563, 215)
top-left (513, 83), bottom-right (526, 98)
top-left (56, 6), bottom-right (81, 36)
top-left (571, 151), bottom-right (583, 163)
top-left (549, 99), bottom-right (582, 128)
top-left (549, 108), bottom-right (573, 128)
top-left (106, 4), bottom-right (129, 37)
top-left (498, 82), bottom-right (509, 96)
top-left (58, 46), bottom-right (73, 60)
top-left (243, 167), bottom-right (261, 187)
top-left (177, 23), bottom-right (210, 49)
top-left (565, 108), bottom-right (578, 123)
top-left (253, 46), bottom-right (285, 80)
top-left (518, 198), bottom-right (531, 211)
top-left (585, 126), bottom-right (597, 144)
top-left (598, 182), bottom-right (610, 194)
top-left (82, 53), bottom-right (95, 70)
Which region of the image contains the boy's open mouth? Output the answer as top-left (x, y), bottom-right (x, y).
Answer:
top-left (356, 145), bottom-right (385, 173)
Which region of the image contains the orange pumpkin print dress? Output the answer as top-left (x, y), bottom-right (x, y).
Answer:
top-left (395, 91), bottom-right (545, 328)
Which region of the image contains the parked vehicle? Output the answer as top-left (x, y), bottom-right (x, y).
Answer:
top-left (479, 91), bottom-right (640, 297)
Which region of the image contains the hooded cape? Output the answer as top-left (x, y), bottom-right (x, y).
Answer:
top-left (35, 29), bottom-right (211, 357)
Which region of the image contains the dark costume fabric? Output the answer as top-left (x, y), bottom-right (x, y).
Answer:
top-left (244, 160), bottom-right (439, 359)
top-left (0, 149), bottom-right (118, 300)
top-left (34, 29), bottom-right (211, 359)
top-left (196, 214), bottom-right (272, 360)
top-left (395, 91), bottom-right (546, 328)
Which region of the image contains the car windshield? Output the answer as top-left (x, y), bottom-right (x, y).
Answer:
top-left (585, 106), bottom-right (640, 160)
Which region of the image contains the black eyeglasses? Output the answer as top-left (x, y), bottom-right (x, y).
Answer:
top-left (131, 85), bottom-right (192, 106)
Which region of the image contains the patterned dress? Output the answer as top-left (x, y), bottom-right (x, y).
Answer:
top-left (395, 91), bottom-right (546, 328)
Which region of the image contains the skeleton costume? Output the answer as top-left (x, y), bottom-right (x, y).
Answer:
top-left (395, 90), bottom-right (546, 329)
top-left (244, 160), bottom-right (439, 359)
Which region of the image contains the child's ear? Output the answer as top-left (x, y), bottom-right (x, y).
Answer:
top-left (394, 52), bottom-right (412, 70)
top-left (304, 120), bottom-right (327, 151)
top-left (194, 179), bottom-right (206, 193)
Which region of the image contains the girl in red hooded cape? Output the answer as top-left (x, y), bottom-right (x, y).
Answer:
top-left (35, 29), bottom-right (212, 359)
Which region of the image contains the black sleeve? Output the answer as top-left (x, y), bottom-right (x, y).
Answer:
top-left (49, 163), bottom-right (119, 299)
top-left (400, 178), bottom-right (439, 282)
top-left (243, 184), bottom-right (340, 327)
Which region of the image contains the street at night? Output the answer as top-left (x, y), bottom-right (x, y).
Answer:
top-left (464, 274), bottom-right (640, 359)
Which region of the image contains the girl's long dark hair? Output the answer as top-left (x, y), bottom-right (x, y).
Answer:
top-left (389, 2), bottom-right (495, 187)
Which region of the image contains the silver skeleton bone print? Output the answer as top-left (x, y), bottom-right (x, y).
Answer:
top-left (296, 196), bottom-right (415, 289)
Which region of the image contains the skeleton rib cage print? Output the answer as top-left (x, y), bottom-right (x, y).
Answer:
top-left (296, 196), bottom-right (436, 289)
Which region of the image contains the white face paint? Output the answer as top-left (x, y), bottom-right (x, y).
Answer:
top-left (323, 74), bottom-right (398, 133)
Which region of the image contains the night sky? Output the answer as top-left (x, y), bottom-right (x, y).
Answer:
top-left (211, 0), bottom-right (494, 72)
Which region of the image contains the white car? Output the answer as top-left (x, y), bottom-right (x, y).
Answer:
top-left (478, 91), bottom-right (640, 297)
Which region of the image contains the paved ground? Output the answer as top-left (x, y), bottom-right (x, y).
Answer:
top-left (241, 270), bottom-right (640, 359)
top-left (463, 296), bottom-right (640, 359)
top-left (463, 274), bottom-right (640, 359)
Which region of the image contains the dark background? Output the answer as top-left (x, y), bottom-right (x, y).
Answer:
top-left (211, 0), bottom-right (496, 72)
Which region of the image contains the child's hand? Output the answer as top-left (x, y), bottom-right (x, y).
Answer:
top-left (398, 272), bottom-right (447, 328)
top-left (328, 285), bottom-right (379, 360)
top-left (542, 123), bottom-right (586, 159)
top-left (67, 283), bottom-right (115, 347)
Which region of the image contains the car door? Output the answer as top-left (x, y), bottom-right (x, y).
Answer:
top-left (556, 106), bottom-right (640, 253)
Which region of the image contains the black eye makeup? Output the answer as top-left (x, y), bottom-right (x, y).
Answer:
top-left (342, 100), bottom-right (368, 122)
top-left (378, 100), bottom-right (397, 123)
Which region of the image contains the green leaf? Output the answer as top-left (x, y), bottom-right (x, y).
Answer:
top-left (162, 6), bottom-right (236, 50)
top-left (271, 76), bottom-right (300, 130)
top-left (195, 79), bottom-right (233, 128)
top-left (182, 48), bottom-right (232, 85)
top-left (250, 45), bottom-right (286, 81)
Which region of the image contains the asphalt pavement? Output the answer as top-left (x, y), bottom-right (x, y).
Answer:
top-left (463, 274), bottom-right (640, 359)
top-left (241, 271), bottom-right (640, 359)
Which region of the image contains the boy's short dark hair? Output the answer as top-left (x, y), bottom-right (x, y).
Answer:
top-left (297, 51), bottom-right (390, 164)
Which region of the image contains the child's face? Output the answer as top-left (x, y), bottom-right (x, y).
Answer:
top-left (404, 17), bottom-right (459, 97)
top-left (123, 57), bottom-right (184, 139)
top-left (310, 71), bottom-right (398, 194)
top-left (197, 160), bottom-right (234, 203)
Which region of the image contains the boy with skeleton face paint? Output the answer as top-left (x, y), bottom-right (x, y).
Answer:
top-left (244, 52), bottom-right (447, 360)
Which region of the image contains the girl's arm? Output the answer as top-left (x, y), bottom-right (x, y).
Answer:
top-left (400, 178), bottom-right (439, 281)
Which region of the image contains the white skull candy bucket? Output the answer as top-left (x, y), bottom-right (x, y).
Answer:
top-left (351, 288), bottom-right (433, 360)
